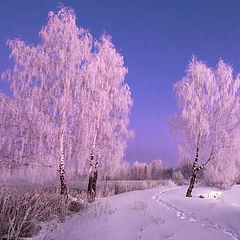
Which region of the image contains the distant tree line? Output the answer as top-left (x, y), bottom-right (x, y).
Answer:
top-left (113, 159), bottom-right (173, 181)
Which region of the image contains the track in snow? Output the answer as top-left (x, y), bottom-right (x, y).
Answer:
top-left (152, 187), bottom-right (240, 240)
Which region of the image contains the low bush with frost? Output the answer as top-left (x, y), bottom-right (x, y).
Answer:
top-left (0, 186), bottom-right (86, 239)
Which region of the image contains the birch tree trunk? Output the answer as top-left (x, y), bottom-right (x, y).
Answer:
top-left (186, 143), bottom-right (214, 197)
top-left (58, 72), bottom-right (69, 196)
top-left (59, 129), bottom-right (67, 195)
top-left (186, 132), bottom-right (200, 197)
top-left (92, 155), bottom-right (99, 199)
top-left (186, 169), bottom-right (197, 197)
top-left (87, 108), bottom-right (101, 202)
top-left (87, 153), bottom-right (94, 202)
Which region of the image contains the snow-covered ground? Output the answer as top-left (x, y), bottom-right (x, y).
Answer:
top-left (32, 184), bottom-right (240, 240)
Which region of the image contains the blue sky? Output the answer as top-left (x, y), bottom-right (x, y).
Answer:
top-left (1, 0), bottom-right (240, 167)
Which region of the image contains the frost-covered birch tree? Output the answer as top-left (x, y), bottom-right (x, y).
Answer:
top-left (172, 57), bottom-right (217, 197)
top-left (2, 6), bottom-right (92, 195)
top-left (172, 57), bottom-right (240, 196)
top-left (2, 6), bottom-right (132, 197)
top-left (85, 35), bottom-right (132, 202)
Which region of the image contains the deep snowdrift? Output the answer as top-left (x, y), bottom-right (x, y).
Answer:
top-left (32, 184), bottom-right (240, 240)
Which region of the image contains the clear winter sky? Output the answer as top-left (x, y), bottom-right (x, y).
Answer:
top-left (1, 0), bottom-right (240, 167)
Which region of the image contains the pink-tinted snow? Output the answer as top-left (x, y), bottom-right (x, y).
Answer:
top-left (31, 184), bottom-right (240, 240)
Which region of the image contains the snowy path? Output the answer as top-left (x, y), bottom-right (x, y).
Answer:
top-left (153, 187), bottom-right (240, 240)
top-left (32, 185), bottom-right (240, 240)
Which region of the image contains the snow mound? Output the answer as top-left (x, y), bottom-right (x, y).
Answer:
top-left (200, 191), bottom-right (222, 200)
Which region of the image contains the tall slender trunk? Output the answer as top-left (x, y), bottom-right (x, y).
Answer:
top-left (87, 152), bottom-right (99, 202)
top-left (186, 132), bottom-right (201, 197)
top-left (92, 155), bottom-right (99, 199)
top-left (87, 119), bottom-right (100, 202)
top-left (186, 169), bottom-right (197, 197)
top-left (58, 72), bottom-right (69, 196)
top-left (186, 146), bottom-right (214, 197)
top-left (59, 129), bottom-right (67, 195)
top-left (87, 153), bottom-right (94, 202)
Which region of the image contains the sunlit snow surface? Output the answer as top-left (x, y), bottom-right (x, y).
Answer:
top-left (31, 185), bottom-right (240, 240)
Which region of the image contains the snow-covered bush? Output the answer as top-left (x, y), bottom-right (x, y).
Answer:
top-left (204, 155), bottom-right (239, 189)
top-left (162, 167), bottom-right (173, 180)
top-left (172, 170), bottom-right (185, 185)
top-left (150, 159), bottom-right (163, 180)
top-left (178, 162), bottom-right (192, 180)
